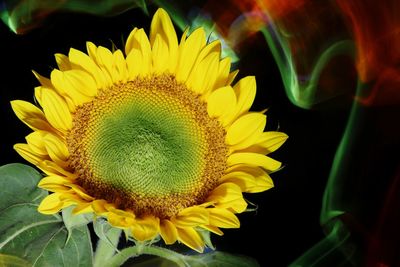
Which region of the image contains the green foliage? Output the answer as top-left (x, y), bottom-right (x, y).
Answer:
top-left (0, 163), bottom-right (93, 267)
top-left (0, 253), bottom-right (30, 267)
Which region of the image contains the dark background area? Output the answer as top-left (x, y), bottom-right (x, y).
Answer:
top-left (0, 6), bottom-right (351, 266)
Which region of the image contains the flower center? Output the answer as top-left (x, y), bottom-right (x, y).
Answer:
top-left (67, 74), bottom-right (227, 218)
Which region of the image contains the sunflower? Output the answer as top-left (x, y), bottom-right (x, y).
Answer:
top-left (11, 8), bottom-right (287, 252)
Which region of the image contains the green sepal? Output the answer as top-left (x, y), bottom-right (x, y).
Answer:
top-left (197, 228), bottom-right (216, 250)
top-left (93, 217), bottom-right (120, 252)
top-left (62, 205), bottom-right (93, 243)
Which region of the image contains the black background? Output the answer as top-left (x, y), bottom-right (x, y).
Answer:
top-left (0, 6), bottom-right (351, 266)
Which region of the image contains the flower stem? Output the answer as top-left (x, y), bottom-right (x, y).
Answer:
top-left (107, 244), bottom-right (189, 267)
top-left (93, 228), bottom-right (122, 267)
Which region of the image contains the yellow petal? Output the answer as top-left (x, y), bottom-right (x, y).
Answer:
top-left (96, 46), bottom-right (116, 83)
top-left (41, 88), bottom-right (72, 133)
top-left (59, 192), bottom-right (89, 204)
top-left (150, 9), bottom-right (178, 48)
top-left (251, 172), bottom-right (274, 193)
top-left (208, 208), bottom-right (240, 228)
top-left (14, 143), bottom-right (48, 165)
top-left (125, 28), bottom-right (152, 78)
top-left (113, 49), bottom-right (128, 83)
top-left (225, 167), bottom-right (273, 193)
top-left (38, 193), bottom-right (64, 214)
top-left (150, 8), bottom-right (178, 73)
top-left (176, 28), bottom-right (206, 82)
top-left (171, 206), bottom-right (209, 227)
top-left (197, 40), bottom-right (221, 62)
top-left (38, 183), bottom-right (70, 193)
top-left (219, 171), bottom-right (257, 192)
top-left (49, 71), bottom-right (78, 111)
top-left (150, 8), bottom-right (178, 52)
top-left (233, 165), bottom-right (274, 193)
top-left (186, 52), bottom-right (220, 95)
top-left (227, 152), bottom-right (281, 171)
top-left (91, 200), bottom-right (111, 215)
top-left (207, 86), bottom-right (237, 126)
top-left (73, 202), bottom-right (94, 215)
top-left (108, 207), bottom-right (135, 218)
top-left (177, 227), bottom-right (204, 253)
top-left (126, 50), bottom-right (145, 79)
top-left (131, 215), bottom-right (160, 241)
top-left (160, 219), bottom-right (178, 245)
top-left (55, 53), bottom-right (71, 71)
top-left (50, 69), bottom-right (95, 108)
top-left (86, 41), bottom-right (99, 63)
top-left (151, 35), bottom-right (169, 73)
top-left (43, 133), bottom-right (69, 168)
top-left (67, 184), bottom-right (95, 201)
top-left (38, 175), bottom-right (72, 187)
top-left (38, 175), bottom-right (71, 192)
top-left (11, 100), bottom-right (53, 131)
top-left (226, 162), bottom-right (261, 174)
top-left (207, 183), bottom-right (247, 213)
top-left (108, 210), bottom-right (135, 228)
top-left (68, 47), bottom-right (108, 89)
top-left (200, 225), bottom-right (224, 236)
top-left (32, 70), bottom-right (53, 88)
top-left (227, 69), bottom-right (239, 85)
top-left (242, 132), bottom-right (288, 154)
top-left (188, 39), bottom-right (221, 91)
top-left (125, 27), bottom-right (138, 55)
top-left (214, 57), bottom-right (231, 88)
top-left (25, 131), bottom-right (47, 156)
top-left (38, 160), bottom-right (77, 179)
top-left (34, 86), bottom-right (45, 108)
top-left (233, 76), bottom-right (256, 118)
top-left (126, 28), bottom-right (152, 57)
top-left (226, 113), bottom-right (266, 149)
top-left (64, 70), bottom-right (98, 97)
top-left (96, 46), bottom-right (113, 69)
top-left (36, 83), bottom-right (73, 113)
top-left (258, 132), bottom-right (288, 152)
top-left (202, 55), bottom-right (222, 96)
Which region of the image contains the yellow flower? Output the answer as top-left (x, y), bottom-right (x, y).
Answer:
top-left (11, 8), bottom-right (287, 252)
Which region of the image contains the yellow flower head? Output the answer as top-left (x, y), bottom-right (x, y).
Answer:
top-left (11, 8), bottom-right (287, 252)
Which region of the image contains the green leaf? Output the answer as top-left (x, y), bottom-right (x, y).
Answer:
top-left (31, 226), bottom-right (93, 267)
top-left (0, 163), bottom-right (93, 266)
top-left (0, 253), bottom-right (30, 267)
top-left (0, 163), bottom-right (47, 210)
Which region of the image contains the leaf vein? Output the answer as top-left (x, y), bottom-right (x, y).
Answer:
top-left (0, 220), bottom-right (60, 250)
